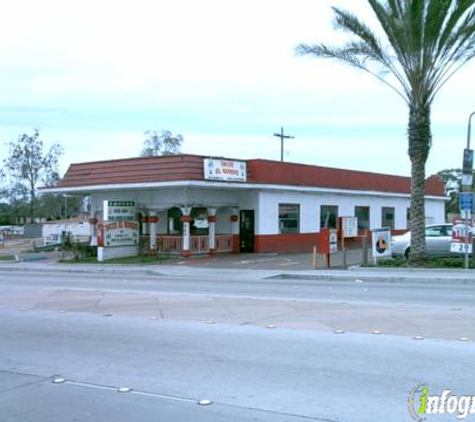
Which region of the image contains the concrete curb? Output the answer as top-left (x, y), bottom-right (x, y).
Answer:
top-left (2, 261), bottom-right (475, 285)
top-left (267, 273), bottom-right (475, 285)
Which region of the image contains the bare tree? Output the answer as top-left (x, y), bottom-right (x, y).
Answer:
top-left (141, 130), bottom-right (183, 157)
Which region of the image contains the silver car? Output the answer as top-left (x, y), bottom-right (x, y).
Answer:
top-left (390, 223), bottom-right (454, 259)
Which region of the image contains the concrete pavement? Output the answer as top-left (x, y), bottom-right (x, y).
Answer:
top-left (1, 256), bottom-right (475, 284)
top-left (1, 267), bottom-right (474, 341)
top-left (2, 309), bottom-right (474, 422)
top-left (1, 263), bottom-right (475, 421)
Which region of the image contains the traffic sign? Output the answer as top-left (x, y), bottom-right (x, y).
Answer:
top-left (463, 149), bottom-right (474, 173)
top-left (451, 218), bottom-right (473, 254)
top-left (459, 192), bottom-right (474, 211)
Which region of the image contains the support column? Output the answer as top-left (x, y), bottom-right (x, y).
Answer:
top-left (208, 208), bottom-right (217, 254)
top-left (230, 209), bottom-right (240, 253)
top-left (181, 206), bottom-right (192, 258)
top-left (141, 214), bottom-right (149, 236)
top-left (89, 217), bottom-right (98, 246)
top-left (148, 212), bottom-right (159, 254)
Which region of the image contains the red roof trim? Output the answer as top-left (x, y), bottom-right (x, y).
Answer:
top-left (55, 154), bottom-right (445, 196)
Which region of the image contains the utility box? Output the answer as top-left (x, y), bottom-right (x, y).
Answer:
top-left (319, 228), bottom-right (338, 254)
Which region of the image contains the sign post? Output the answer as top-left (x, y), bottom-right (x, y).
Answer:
top-left (339, 217), bottom-right (358, 269)
top-left (451, 218), bottom-right (473, 255)
top-left (98, 200), bottom-right (138, 262)
top-left (371, 228), bottom-right (392, 263)
top-left (318, 228), bottom-right (338, 268)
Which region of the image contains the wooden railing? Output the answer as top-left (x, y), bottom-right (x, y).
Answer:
top-left (190, 236), bottom-right (209, 253)
top-left (215, 235), bottom-right (233, 252)
top-left (146, 234), bottom-right (235, 255)
top-left (158, 236), bottom-right (183, 254)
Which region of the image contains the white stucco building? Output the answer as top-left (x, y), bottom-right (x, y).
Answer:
top-left (42, 154), bottom-right (446, 258)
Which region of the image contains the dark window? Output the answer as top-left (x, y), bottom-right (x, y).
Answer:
top-left (320, 205), bottom-right (338, 229)
top-left (191, 207), bottom-right (209, 236)
top-left (279, 204), bottom-right (300, 234)
top-left (381, 207), bottom-right (395, 230)
top-left (167, 207), bottom-right (183, 235)
top-left (355, 206), bottom-right (370, 231)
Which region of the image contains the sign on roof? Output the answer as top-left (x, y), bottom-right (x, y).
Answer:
top-left (204, 159), bottom-right (247, 182)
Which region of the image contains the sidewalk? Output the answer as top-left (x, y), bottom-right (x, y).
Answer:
top-left (1, 255), bottom-right (475, 284)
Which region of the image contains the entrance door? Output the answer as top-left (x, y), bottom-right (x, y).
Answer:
top-left (240, 210), bottom-right (255, 253)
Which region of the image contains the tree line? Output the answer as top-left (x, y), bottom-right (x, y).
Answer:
top-left (0, 129), bottom-right (183, 225)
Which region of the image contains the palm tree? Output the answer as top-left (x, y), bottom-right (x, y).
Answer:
top-left (296, 0), bottom-right (475, 264)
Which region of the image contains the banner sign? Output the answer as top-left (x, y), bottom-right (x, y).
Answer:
top-left (204, 159), bottom-right (247, 182)
top-left (451, 218), bottom-right (473, 254)
top-left (98, 220), bottom-right (139, 247)
top-left (103, 200), bottom-right (136, 221)
top-left (372, 229), bottom-right (392, 258)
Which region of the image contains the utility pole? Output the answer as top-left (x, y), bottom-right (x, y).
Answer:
top-left (273, 127), bottom-right (294, 162)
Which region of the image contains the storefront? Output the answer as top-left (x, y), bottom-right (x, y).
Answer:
top-left (42, 154), bottom-right (446, 259)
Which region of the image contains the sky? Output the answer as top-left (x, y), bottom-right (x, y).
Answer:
top-left (0, 0), bottom-right (474, 179)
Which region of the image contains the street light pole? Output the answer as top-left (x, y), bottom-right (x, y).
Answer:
top-left (273, 127), bottom-right (294, 162)
top-left (464, 112), bottom-right (475, 269)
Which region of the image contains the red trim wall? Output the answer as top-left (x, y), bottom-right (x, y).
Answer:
top-left (255, 233), bottom-right (320, 253)
top-left (253, 229), bottom-right (406, 253)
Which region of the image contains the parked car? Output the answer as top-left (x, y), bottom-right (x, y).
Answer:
top-left (391, 223), bottom-right (454, 259)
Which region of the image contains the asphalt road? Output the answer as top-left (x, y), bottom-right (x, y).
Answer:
top-left (0, 267), bottom-right (474, 421)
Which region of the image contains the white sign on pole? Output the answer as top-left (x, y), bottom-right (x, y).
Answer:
top-left (450, 218), bottom-right (473, 254)
top-left (341, 216), bottom-right (358, 238)
top-left (371, 229), bottom-right (392, 258)
top-left (204, 159), bottom-right (247, 182)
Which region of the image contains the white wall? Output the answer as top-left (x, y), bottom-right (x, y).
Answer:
top-left (216, 208), bottom-right (233, 234)
top-left (91, 187), bottom-right (446, 237)
top-left (425, 199), bottom-right (446, 225)
top-left (43, 221), bottom-right (91, 237)
top-left (257, 190), bottom-right (446, 235)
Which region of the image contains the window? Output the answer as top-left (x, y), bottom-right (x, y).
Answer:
top-left (167, 207), bottom-right (183, 235)
top-left (279, 204), bottom-right (300, 234)
top-left (355, 206), bottom-right (370, 231)
top-left (425, 225), bottom-right (450, 237)
top-left (320, 205), bottom-right (338, 229)
top-left (381, 207), bottom-right (395, 230)
top-left (191, 207), bottom-right (209, 235)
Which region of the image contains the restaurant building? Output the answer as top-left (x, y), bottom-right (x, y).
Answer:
top-left (42, 154), bottom-right (446, 259)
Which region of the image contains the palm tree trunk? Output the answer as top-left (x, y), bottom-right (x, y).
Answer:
top-left (408, 102), bottom-right (432, 264)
